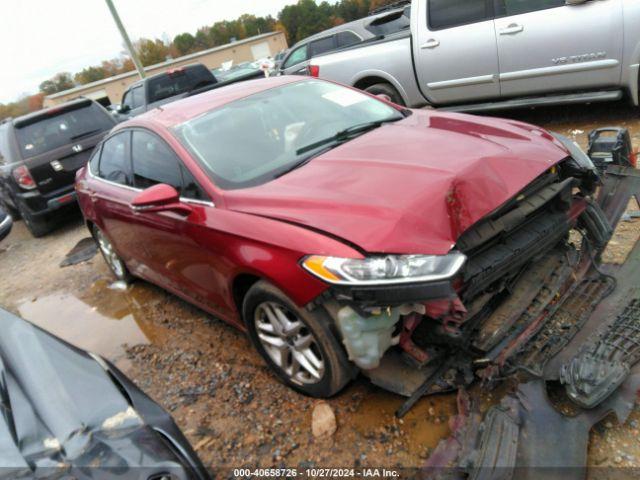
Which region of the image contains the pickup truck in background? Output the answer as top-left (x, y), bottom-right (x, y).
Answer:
top-left (111, 62), bottom-right (265, 120)
top-left (307, 0), bottom-right (640, 112)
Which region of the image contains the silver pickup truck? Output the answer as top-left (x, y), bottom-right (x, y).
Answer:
top-left (308, 0), bottom-right (640, 112)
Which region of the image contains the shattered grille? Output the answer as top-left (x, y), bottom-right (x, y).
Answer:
top-left (515, 275), bottom-right (615, 371)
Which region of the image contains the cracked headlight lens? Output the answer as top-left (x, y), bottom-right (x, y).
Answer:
top-left (302, 253), bottom-right (466, 285)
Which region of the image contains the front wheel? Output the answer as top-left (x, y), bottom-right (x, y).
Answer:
top-left (243, 281), bottom-right (353, 397)
top-left (93, 226), bottom-right (131, 282)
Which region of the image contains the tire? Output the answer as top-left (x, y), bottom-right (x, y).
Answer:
top-left (92, 225), bottom-right (132, 282)
top-left (243, 280), bottom-right (353, 398)
top-left (15, 200), bottom-right (51, 238)
top-left (364, 82), bottom-right (405, 106)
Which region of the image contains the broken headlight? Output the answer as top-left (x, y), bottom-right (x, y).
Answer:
top-left (302, 253), bottom-right (466, 286)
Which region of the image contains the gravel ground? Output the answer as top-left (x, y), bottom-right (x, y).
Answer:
top-left (0, 101), bottom-right (638, 475)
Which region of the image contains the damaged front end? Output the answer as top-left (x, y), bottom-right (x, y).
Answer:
top-left (308, 143), bottom-right (640, 477)
top-left (307, 138), bottom-right (639, 419)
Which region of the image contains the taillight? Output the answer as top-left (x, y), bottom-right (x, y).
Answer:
top-left (12, 165), bottom-right (36, 190)
top-left (631, 150), bottom-right (638, 168)
top-left (308, 65), bottom-right (320, 78)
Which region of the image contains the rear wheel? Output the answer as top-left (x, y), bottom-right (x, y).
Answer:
top-left (243, 281), bottom-right (353, 397)
top-left (16, 200), bottom-right (51, 238)
top-left (93, 226), bottom-right (131, 282)
top-left (364, 82), bottom-right (405, 106)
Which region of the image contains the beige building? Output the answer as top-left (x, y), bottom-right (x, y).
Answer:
top-left (44, 31), bottom-right (287, 108)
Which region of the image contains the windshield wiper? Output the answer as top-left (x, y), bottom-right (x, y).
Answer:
top-left (274, 146), bottom-right (336, 179)
top-left (296, 119), bottom-right (398, 156)
top-left (70, 129), bottom-right (100, 141)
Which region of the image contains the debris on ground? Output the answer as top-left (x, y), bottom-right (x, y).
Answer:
top-left (59, 237), bottom-right (97, 267)
top-left (311, 402), bottom-right (337, 438)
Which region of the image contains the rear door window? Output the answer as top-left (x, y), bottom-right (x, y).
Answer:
top-left (309, 36), bottom-right (336, 57)
top-left (131, 130), bottom-right (183, 192)
top-left (98, 132), bottom-right (132, 186)
top-left (336, 31), bottom-right (361, 48)
top-left (14, 102), bottom-right (114, 158)
top-left (428, 0), bottom-right (493, 30)
top-left (496, 0), bottom-right (564, 16)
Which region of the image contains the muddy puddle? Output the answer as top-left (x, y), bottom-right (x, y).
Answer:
top-left (17, 279), bottom-right (171, 363)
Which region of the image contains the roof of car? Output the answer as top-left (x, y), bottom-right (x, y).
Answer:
top-left (126, 75), bottom-right (305, 129)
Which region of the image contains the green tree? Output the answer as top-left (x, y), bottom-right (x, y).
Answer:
top-left (135, 38), bottom-right (170, 66)
top-left (74, 66), bottom-right (107, 85)
top-left (39, 72), bottom-right (74, 95)
top-left (173, 32), bottom-right (196, 55)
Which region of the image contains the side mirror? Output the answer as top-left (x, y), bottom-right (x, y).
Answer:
top-left (131, 184), bottom-right (192, 216)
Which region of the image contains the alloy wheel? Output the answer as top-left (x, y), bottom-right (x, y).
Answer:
top-left (95, 228), bottom-right (125, 278)
top-left (254, 301), bottom-right (326, 385)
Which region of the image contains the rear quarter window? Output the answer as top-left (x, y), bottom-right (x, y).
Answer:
top-left (14, 103), bottom-right (114, 159)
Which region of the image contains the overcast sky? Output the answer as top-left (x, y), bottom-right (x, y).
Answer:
top-left (0, 0), bottom-right (299, 103)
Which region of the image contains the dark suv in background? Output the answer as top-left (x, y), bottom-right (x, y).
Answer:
top-left (0, 98), bottom-right (115, 237)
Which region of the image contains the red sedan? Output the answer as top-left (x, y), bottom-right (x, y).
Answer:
top-left (76, 76), bottom-right (603, 398)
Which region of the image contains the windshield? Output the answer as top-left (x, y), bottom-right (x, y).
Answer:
top-left (15, 103), bottom-right (114, 159)
top-left (173, 80), bottom-right (404, 189)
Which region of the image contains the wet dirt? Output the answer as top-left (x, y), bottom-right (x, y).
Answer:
top-left (0, 102), bottom-right (638, 473)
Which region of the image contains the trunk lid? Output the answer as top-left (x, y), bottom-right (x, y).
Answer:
top-left (13, 101), bottom-right (114, 195)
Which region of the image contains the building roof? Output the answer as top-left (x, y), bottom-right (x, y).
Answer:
top-left (45, 31), bottom-right (283, 100)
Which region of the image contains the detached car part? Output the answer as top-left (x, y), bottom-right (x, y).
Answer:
top-left (560, 299), bottom-right (640, 409)
top-left (587, 127), bottom-right (638, 172)
top-left (0, 308), bottom-right (209, 480)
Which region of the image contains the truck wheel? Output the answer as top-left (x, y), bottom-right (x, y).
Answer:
top-left (243, 280), bottom-right (354, 398)
top-left (365, 83), bottom-right (405, 106)
top-left (16, 201), bottom-right (51, 238)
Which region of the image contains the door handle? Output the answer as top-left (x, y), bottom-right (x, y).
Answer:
top-left (500, 24), bottom-right (524, 35)
top-left (421, 39), bottom-right (440, 49)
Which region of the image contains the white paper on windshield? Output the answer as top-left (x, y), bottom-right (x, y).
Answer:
top-left (322, 89), bottom-right (367, 107)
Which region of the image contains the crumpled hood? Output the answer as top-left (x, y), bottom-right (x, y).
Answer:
top-left (224, 110), bottom-right (569, 255)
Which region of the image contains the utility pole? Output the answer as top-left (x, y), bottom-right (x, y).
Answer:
top-left (104, 0), bottom-right (146, 79)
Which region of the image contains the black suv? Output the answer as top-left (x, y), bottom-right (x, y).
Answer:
top-left (0, 99), bottom-right (115, 237)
